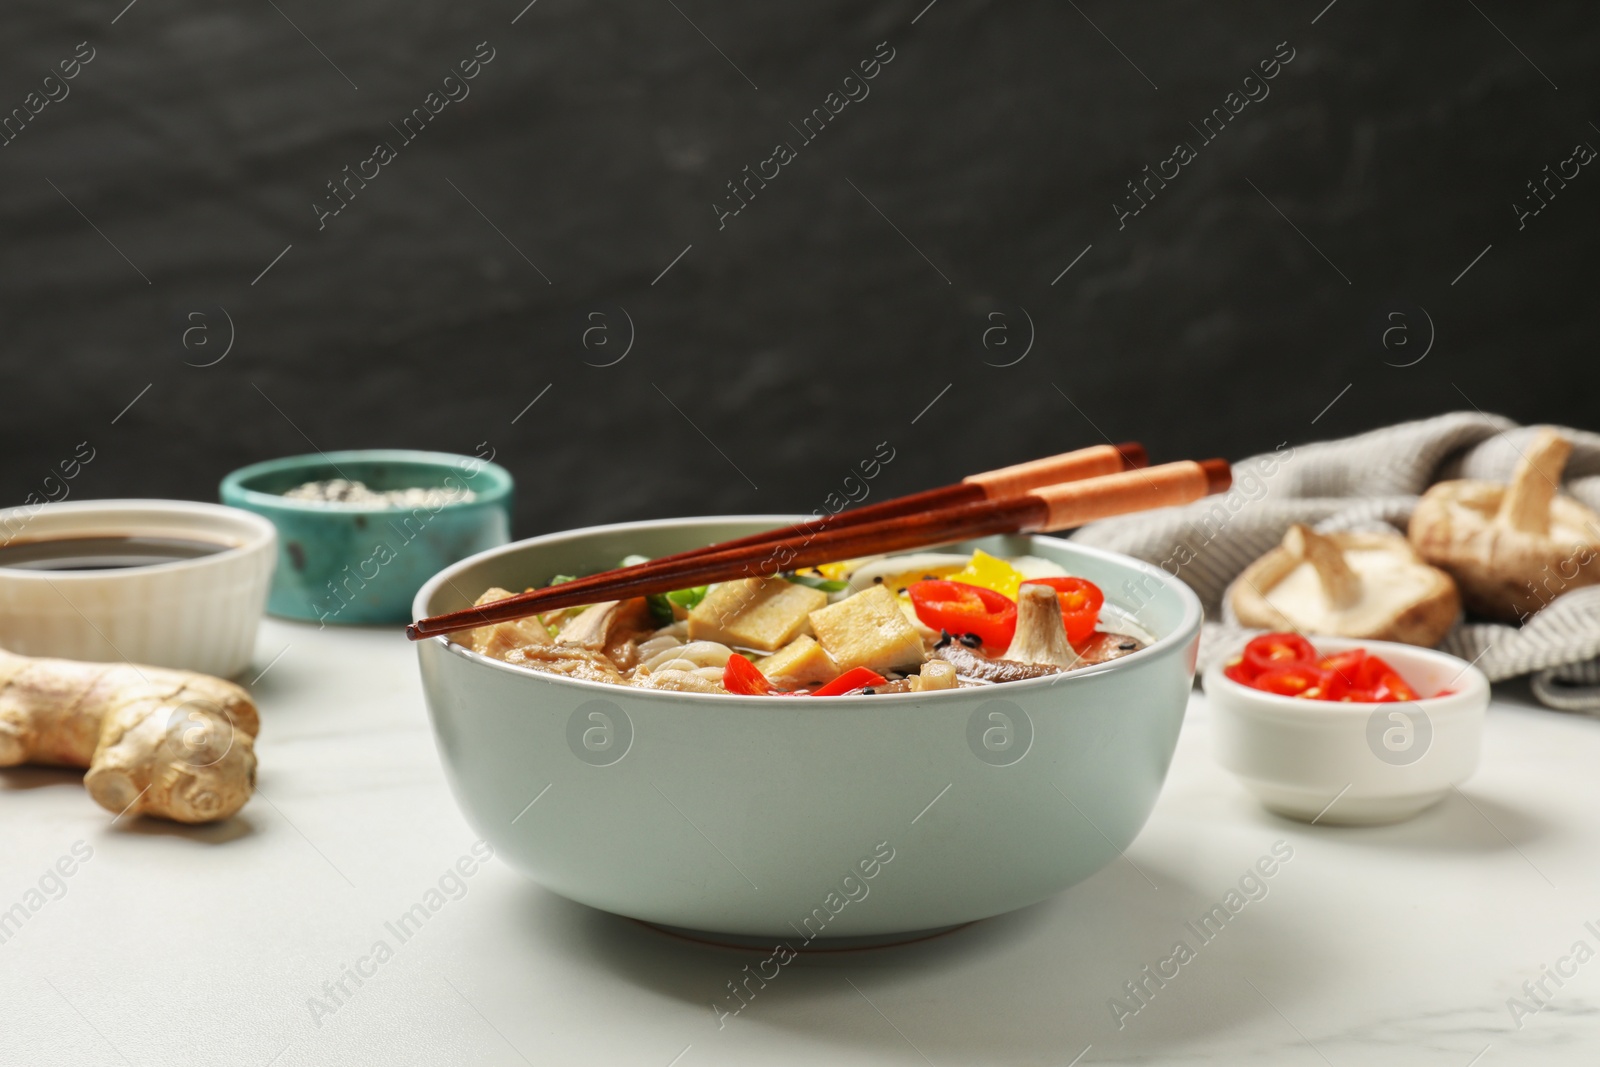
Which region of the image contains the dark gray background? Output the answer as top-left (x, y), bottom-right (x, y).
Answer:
top-left (3, 1), bottom-right (1594, 535)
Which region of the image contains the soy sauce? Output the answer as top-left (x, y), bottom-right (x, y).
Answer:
top-left (0, 535), bottom-right (229, 572)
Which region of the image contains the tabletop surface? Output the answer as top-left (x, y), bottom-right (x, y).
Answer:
top-left (3, 618), bottom-right (1597, 1067)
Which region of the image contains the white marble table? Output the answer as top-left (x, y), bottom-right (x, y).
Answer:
top-left (4, 618), bottom-right (1598, 1066)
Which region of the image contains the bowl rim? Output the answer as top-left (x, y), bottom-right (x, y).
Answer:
top-left (1201, 632), bottom-right (1492, 715)
top-left (219, 448), bottom-right (514, 515)
top-left (0, 498), bottom-right (276, 581)
top-left (412, 513), bottom-right (1205, 705)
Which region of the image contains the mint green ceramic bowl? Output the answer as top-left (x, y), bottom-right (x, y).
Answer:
top-left (222, 450), bottom-right (512, 625)
top-left (414, 517), bottom-right (1201, 938)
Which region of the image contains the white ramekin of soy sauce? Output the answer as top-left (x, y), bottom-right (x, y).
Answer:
top-left (0, 499), bottom-right (276, 677)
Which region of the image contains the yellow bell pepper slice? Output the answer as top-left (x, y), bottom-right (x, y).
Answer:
top-left (948, 550), bottom-right (1024, 600)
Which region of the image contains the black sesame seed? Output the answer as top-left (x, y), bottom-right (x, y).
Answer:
top-left (1119, 641), bottom-right (1137, 651)
top-left (861, 687), bottom-right (876, 695)
top-left (934, 630), bottom-right (953, 649)
top-left (897, 587), bottom-right (907, 595)
top-left (873, 576), bottom-right (883, 584)
top-left (959, 632), bottom-right (983, 648)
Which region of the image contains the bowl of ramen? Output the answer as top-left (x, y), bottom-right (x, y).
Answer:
top-left (414, 516), bottom-right (1202, 938)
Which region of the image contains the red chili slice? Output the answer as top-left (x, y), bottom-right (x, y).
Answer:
top-left (1223, 658), bottom-right (1257, 686)
top-left (723, 655), bottom-right (885, 697)
top-left (1254, 664), bottom-right (1335, 698)
top-left (810, 667), bottom-right (889, 697)
top-left (723, 653), bottom-right (783, 696)
top-left (1243, 632), bottom-right (1317, 675)
top-left (1318, 649), bottom-right (1368, 686)
top-left (1313, 667), bottom-right (1350, 701)
top-left (1316, 649), bottom-right (1419, 701)
top-left (1363, 659), bottom-right (1420, 702)
top-left (1021, 577), bottom-right (1104, 644)
top-left (907, 580), bottom-right (1017, 651)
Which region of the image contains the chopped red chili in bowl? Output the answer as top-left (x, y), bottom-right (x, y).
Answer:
top-left (1223, 633), bottom-right (1426, 702)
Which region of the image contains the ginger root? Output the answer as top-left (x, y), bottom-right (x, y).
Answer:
top-left (0, 648), bottom-right (258, 823)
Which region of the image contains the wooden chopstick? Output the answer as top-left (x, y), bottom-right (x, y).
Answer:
top-left (645, 441), bottom-right (1146, 565)
top-left (526, 441), bottom-right (1147, 608)
top-left (406, 458), bottom-right (1230, 640)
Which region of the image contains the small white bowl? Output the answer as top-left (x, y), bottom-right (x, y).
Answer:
top-left (0, 500), bottom-right (276, 677)
top-left (1204, 635), bottom-right (1490, 825)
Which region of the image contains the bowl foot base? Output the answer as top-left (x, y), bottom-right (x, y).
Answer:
top-left (1247, 783), bottom-right (1449, 826)
top-left (636, 920), bottom-right (977, 952)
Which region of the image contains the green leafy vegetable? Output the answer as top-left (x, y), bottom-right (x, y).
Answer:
top-left (644, 596), bottom-right (674, 625)
top-left (783, 572), bottom-right (849, 593)
top-left (666, 586), bottom-right (708, 611)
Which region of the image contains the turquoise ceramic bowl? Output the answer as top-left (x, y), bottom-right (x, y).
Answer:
top-left (414, 517), bottom-right (1202, 937)
top-left (222, 450), bottom-right (512, 625)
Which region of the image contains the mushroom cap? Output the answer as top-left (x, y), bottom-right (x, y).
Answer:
top-left (1409, 480), bottom-right (1600, 621)
top-left (1229, 529), bottom-right (1460, 647)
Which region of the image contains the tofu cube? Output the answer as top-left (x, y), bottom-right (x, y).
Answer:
top-left (808, 585), bottom-right (928, 673)
top-left (687, 578), bottom-right (827, 652)
top-left (755, 635), bottom-right (838, 689)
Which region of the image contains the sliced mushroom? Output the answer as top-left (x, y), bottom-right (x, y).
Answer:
top-left (1410, 429), bottom-right (1600, 621)
top-left (1002, 584), bottom-right (1083, 668)
top-left (1229, 524), bottom-right (1459, 647)
top-left (463, 587), bottom-right (553, 658)
top-left (555, 598), bottom-right (655, 650)
top-left (1075, 632), bottom-right (1146, 665)
top-left (934, 642), bottom-right (1060, 683)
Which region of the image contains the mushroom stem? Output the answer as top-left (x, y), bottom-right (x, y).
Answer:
top-left (1283, 524), bottom-right (1361, 609)
top-left (1495, 429), bottom-right (1572, 536)
top-left (1002, 585), bottom-right (1082, 668)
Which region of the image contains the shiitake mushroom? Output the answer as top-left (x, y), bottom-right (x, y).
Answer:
top-left (1409, 429), bottom-right (1600, 622)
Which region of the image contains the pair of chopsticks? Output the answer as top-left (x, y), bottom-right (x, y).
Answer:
top-left (407, 443), bottom-right (1230, 640)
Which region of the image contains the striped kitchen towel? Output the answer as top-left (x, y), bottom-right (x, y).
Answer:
top-left (1071, 412), bottom-right (1600, 712)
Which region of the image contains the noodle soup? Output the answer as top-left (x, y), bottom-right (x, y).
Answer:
top-left (458, 549), bottom-right (1150, 697)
